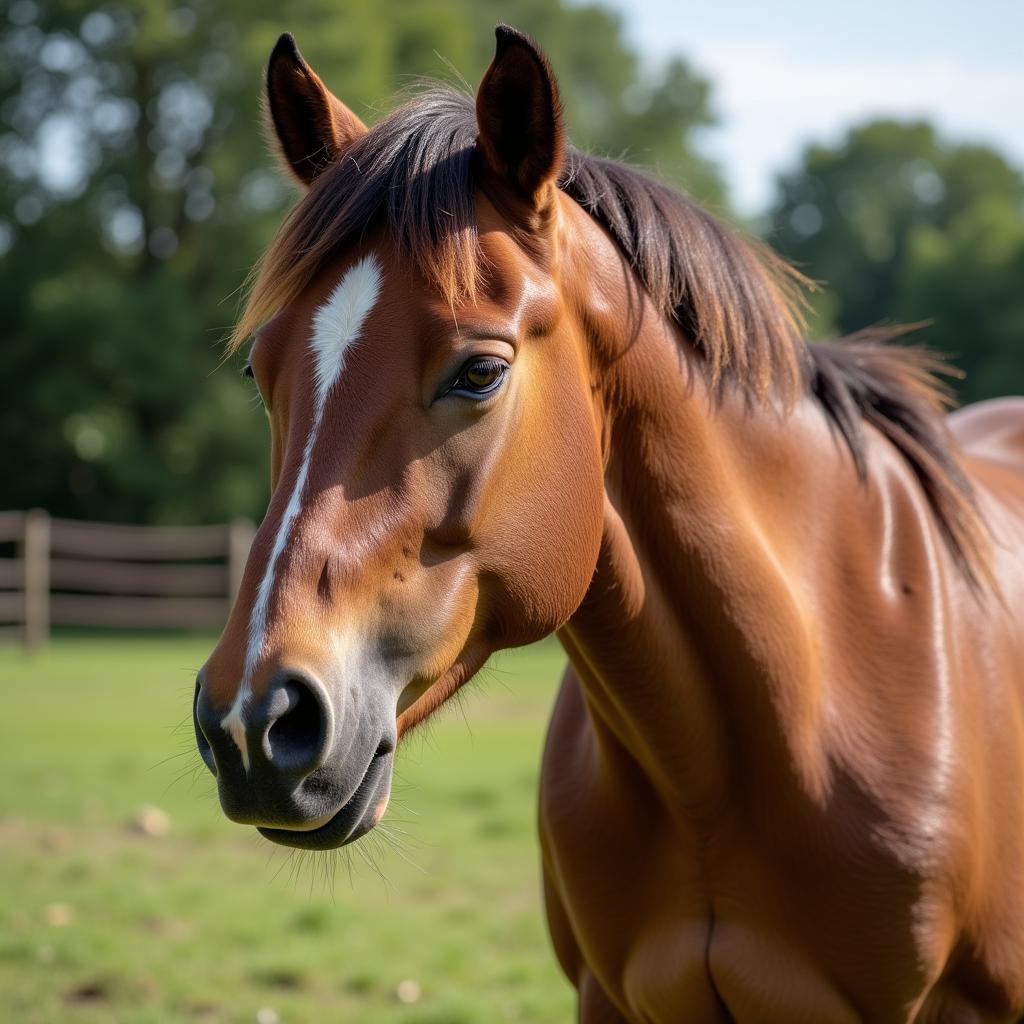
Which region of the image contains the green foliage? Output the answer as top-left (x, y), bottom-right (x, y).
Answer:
top-left (0, 0), bottom-right (721, 524)
top-left (767, 120), bottom-right (1024, 403)
top-left (897, 198), bottom-right (1024, 404)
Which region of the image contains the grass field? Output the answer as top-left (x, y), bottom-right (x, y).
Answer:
top-left (0, 634), bottom-right (575, 1023)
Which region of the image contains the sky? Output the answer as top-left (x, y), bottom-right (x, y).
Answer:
top-left (602, 0), bottom-right (1024, 213)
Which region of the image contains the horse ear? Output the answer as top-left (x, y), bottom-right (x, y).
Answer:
top-left (264, 33), bottom-right (367, 186)
top-left (476, 25), bottom-right (565, 209)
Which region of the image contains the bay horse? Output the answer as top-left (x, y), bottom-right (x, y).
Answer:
top-left (193, 25), bottom-right (1024, 1022)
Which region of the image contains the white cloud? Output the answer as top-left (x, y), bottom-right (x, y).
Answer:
top-left (679, 41), bottom-right (1024, 213)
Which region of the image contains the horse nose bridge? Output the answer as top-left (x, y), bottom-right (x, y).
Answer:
top-left (223, 474), bottom-right (346, 623)
top-left (219, 514), bottom-right (359, 683)
top-left (231, 508), bottom-right (287, 614)
top-left (279, 508), bottom-right (412, 611)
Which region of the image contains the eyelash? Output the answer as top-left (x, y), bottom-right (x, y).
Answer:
top-left (444, 356), bottom-right (509, 399)
top-left (242, 364), bottom-right (267, 410)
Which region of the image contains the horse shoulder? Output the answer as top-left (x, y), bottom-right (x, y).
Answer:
top-left (948, 396), bottom-right (1024, 464)
top-left (948, 396), bottom-right (1024, 615)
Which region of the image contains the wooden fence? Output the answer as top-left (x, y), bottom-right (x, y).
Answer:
top-left (0, 511), bottom-right (255, 648)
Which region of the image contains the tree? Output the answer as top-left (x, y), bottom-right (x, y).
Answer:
top-left (898, 197), bottom-right (1024, 404)
top-left (0, 0), bottom-right (723, 523)
top-left (766, 121), bottom-right (1024, 404)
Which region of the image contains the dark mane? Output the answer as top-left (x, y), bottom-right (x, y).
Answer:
top-left (808, 332), bottom-right (987, 584)
top-left (232, 87), bottom-right (987, 584)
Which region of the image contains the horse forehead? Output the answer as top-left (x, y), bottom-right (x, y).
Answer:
top-left (480, 227), bottom-right (560, 295)
top-left (340, 251), bottom-right (553, 358)
top-left (248, 250), bottom-right (387, 381)
top-left (259, 230), bottom-right (560, 385)
top-left (301, 250), bottom-right (437, 351)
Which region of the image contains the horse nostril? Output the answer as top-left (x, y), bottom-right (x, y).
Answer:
top-left (262, 673), bottom-right (332, 776)
top-left (193, 679), bottom-right (218, 776)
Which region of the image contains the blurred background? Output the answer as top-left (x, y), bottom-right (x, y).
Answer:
top-left (4, 0), bottom-right (1023, 525)
top-left (1, 1), bottom-right (1021, 1021)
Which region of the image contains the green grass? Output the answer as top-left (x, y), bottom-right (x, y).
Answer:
top-left (0, 634), bottom-right (575, 1023)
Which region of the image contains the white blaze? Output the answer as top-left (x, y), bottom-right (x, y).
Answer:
top-left (222, 254), bottom-right (383, 770)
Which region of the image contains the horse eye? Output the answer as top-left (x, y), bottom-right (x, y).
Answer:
top-left (454, 357), bottom-right (507, 395)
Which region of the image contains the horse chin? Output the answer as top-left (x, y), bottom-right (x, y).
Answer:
top-left (255, 746), bottom-right (392, 851)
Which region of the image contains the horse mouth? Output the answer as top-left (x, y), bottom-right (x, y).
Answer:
top-left (256, 743), bottom-right (392, 850)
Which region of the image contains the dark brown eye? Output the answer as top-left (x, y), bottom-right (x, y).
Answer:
top-left (450, 356), bottom-right (508, 397)
top-left (465, 360), bottom-right (502, 389)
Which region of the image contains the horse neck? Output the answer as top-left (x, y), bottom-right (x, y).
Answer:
top-left (557, 207), bottom-right (838, 808)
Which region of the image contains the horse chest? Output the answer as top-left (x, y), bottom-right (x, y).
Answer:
top-left (539, 670), bottom-right (944, 1021)
top-left (541, 799), bottom-right (919, 1023)
top-left (540, 805), bottom-right (870, 1023)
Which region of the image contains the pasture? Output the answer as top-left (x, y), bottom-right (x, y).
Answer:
top-left (0, 634), bottom-right (573, 1023)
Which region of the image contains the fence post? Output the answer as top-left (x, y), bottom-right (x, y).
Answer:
top-left (227, 518), bottom-right (255, 606)
top-left (23, 508), bottom-right (50, 649)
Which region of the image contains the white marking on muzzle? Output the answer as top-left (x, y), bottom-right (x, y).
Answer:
top-left (220, 692), bottom-right (250, 772)
top-left (222, 254), bottom-right (384, 771)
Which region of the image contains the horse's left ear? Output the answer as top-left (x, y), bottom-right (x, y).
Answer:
top-left (476, 25), bottom-right (565, 210)
top-left (265, 33), bottom-right (367, 186)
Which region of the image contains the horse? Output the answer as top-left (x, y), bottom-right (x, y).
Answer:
top-left (192, 25), bottom-right (1024, 1022)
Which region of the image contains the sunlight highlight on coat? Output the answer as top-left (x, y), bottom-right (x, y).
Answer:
top-left (221, 254), bottom-right (383, 769)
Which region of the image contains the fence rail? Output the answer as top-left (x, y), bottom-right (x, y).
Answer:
top-left (0, 511), bottom-right (255, 647)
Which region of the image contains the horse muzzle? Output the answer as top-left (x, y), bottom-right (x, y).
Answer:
top-left (193, 667), bottom-right (394, 849)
